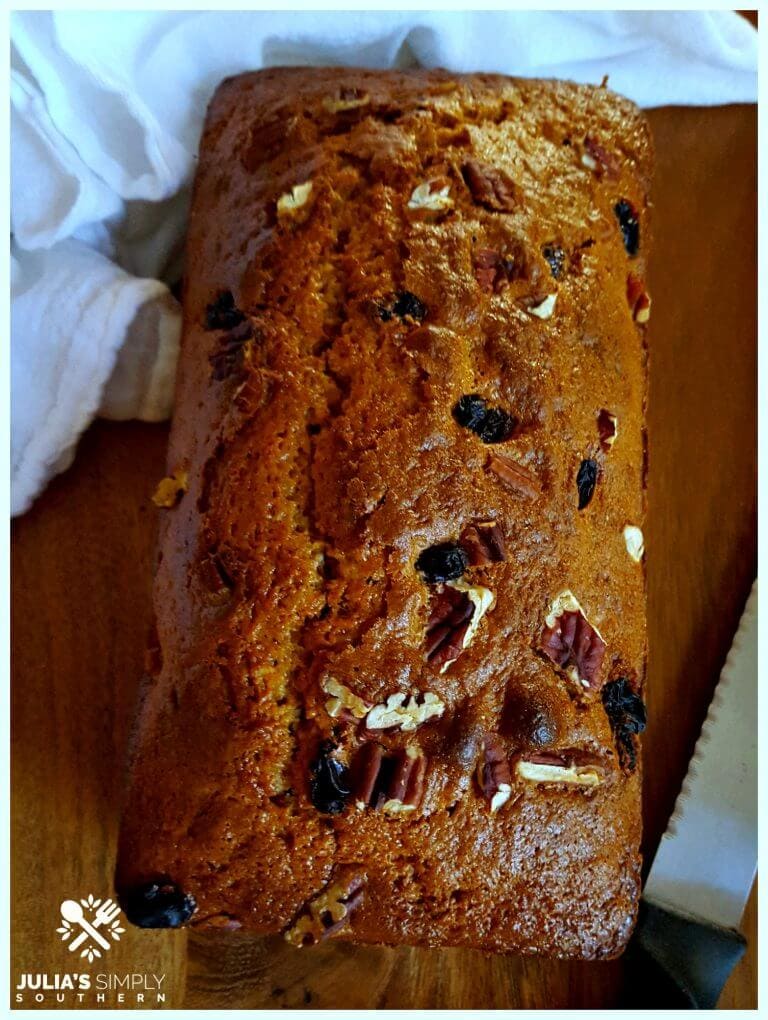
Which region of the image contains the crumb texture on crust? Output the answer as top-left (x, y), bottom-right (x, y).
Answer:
top-left (115, 67), bottom-right (651, 958)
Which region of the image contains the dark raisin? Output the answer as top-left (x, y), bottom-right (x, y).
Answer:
top-left (453, 394), bottom-right (488, 431)
top-left (415, 542), bottom-right (468, 584)
top-left (542, 245), bottom-right (565, 279)
top-left (309, 741), bottom-right (350, 814)
top-left (379, 291), bottom-right (427, 323)
top-left (602, 677), bottom-right (647, 771)
top-left (453, 395), bottom-right (517, 443)
top-left (119, 880), bottom-right (197, 929)
top-left (576, 458), bottom-right (598, 510)
top-left (476, 407), bottom-right (517, 444)
top-left (205, 290), bottom-right (245, 331)
top-left (462, 160), bottom-right (516, 212)
top-left (391, 291), bottom-right (427, 322)
top-left (614, 200), bottom-right (640, 257)
top-left (602, 677), bottom-right (647, 734)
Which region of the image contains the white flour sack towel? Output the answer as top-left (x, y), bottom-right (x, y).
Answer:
top-left (10, 10), bottom-right (758, 515)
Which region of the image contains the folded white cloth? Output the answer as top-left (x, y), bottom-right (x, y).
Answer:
top-left (10, 10), bottom-right (758, 515)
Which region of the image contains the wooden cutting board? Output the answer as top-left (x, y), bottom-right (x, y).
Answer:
top-left (11, 101), bottom-right (756, 1010)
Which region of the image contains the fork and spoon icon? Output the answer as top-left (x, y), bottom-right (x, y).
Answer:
top-left (61, 899), bottom-right (121, 952)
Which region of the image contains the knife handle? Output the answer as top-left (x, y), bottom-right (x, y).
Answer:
top-left (620, 898), bottom-right (746, 1009)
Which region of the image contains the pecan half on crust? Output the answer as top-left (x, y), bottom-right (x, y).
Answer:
top-left (582, 136), bottom-right (620, 179)
top-left (459, 521), bottom-right (506, 566)
top-left (284, 873), bottom-right (366, 947)
top-left (540, 590), bottom-right (606, 691)
top-left (365, 691), bottom-right (445, 732)
top-left (597, 409), bottom-right (618, 451)
top-left (626, 272), bottom-right (651, 323)
top-left (474, 248), bottom-right (519, 293)
top-left (199, 552), bottom-right (235, 596)
top-left (515, 751), bottom-right (604, 787)
top-left (487, 453), bottom-right (541, 499)
top-left (424, 584), bottom-right (474, 669)
top-left (462, 160), bottom-right (516, 212)
top-left (352, 743), bottom-right (427, 814)
top-left (424, 580), bottom-right (495, 673)
top-left (407, 178), bottom-right (454, 219)
top-left (476, 733), bottom-right (513, 812)
top-left (321, 677), bottom-right (370, 721)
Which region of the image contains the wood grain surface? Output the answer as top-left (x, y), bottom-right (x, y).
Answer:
top-left (11, 100), bottom-right (756, 1010)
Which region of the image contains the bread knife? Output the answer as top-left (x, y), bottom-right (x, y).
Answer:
top-left (621, 581), bottom-right (757, 1008)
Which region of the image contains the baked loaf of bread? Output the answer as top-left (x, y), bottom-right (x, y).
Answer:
top-left (116, 67), bottom-right (652, 958)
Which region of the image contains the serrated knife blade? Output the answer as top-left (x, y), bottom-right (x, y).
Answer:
top-left (643, 580), bottom-right (757, 928)
top-left (622, 581), bottom-right (757, 1009)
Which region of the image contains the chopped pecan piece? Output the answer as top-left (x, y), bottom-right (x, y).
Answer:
top-left (407, 178), bottom-right (453, 217)
top-left (459, 521), bottom-right (506, 565)
top-left (569, 238), bottom-right (595, 274)
top-left (322, 88), bottom-right (370, 113)
top-left (277, 181), bottom-right (313, 217)
top-left (284, 873), bottom-right (366, 947)
top-left (462, 160), bottom-right (516, 211)
top-left (424, 584), bottom-right (474, 669)
top-left (321, 677), bottom-right (370, 720)
top-left (623, 525), bottom-right (645, 564)
top-left (152, 469), bottom-right (188, 508)
top-left (597, 409), bottom-right (618, 451)
top-left (366, 691), bottom-right (445, 732)
top-left (353, 744), bottom-right (427, 814)
top-left (199, 553), bottom-right (235, 594)
top-left (425, 580), bottom-right (495, 673)
top-left (582, 137), bottom-right (620, 179)
top-left (540, 590), bottom-right (606, 691)
top-left (209, 320), bottom-right (255, 381)
top-left (476, 733), bottom-right (513, 812)
top-left (626, 272), bottom-right (651, 323)
top-left (383, 750), bottom-right (426, 812)
top-left (487, 453), bottom-right (541, 499)
top-left (473, 248), bottom-right (519, 293)
top-left (527, 293), bottom-right (557, 319)
top-left (352, 742), bottom-right (385, 808)
top-left (516, 751), bottom-right (604, 787)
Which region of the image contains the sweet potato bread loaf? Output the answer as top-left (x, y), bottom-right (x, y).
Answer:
top-left (116, 67), bottom-right (652, 958)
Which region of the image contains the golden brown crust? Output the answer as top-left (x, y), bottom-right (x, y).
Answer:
top-left (116, 67), bottom-right (652, 957)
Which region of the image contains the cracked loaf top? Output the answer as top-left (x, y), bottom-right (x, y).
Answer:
top-left (115, 67), bottom-right (652, 958)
